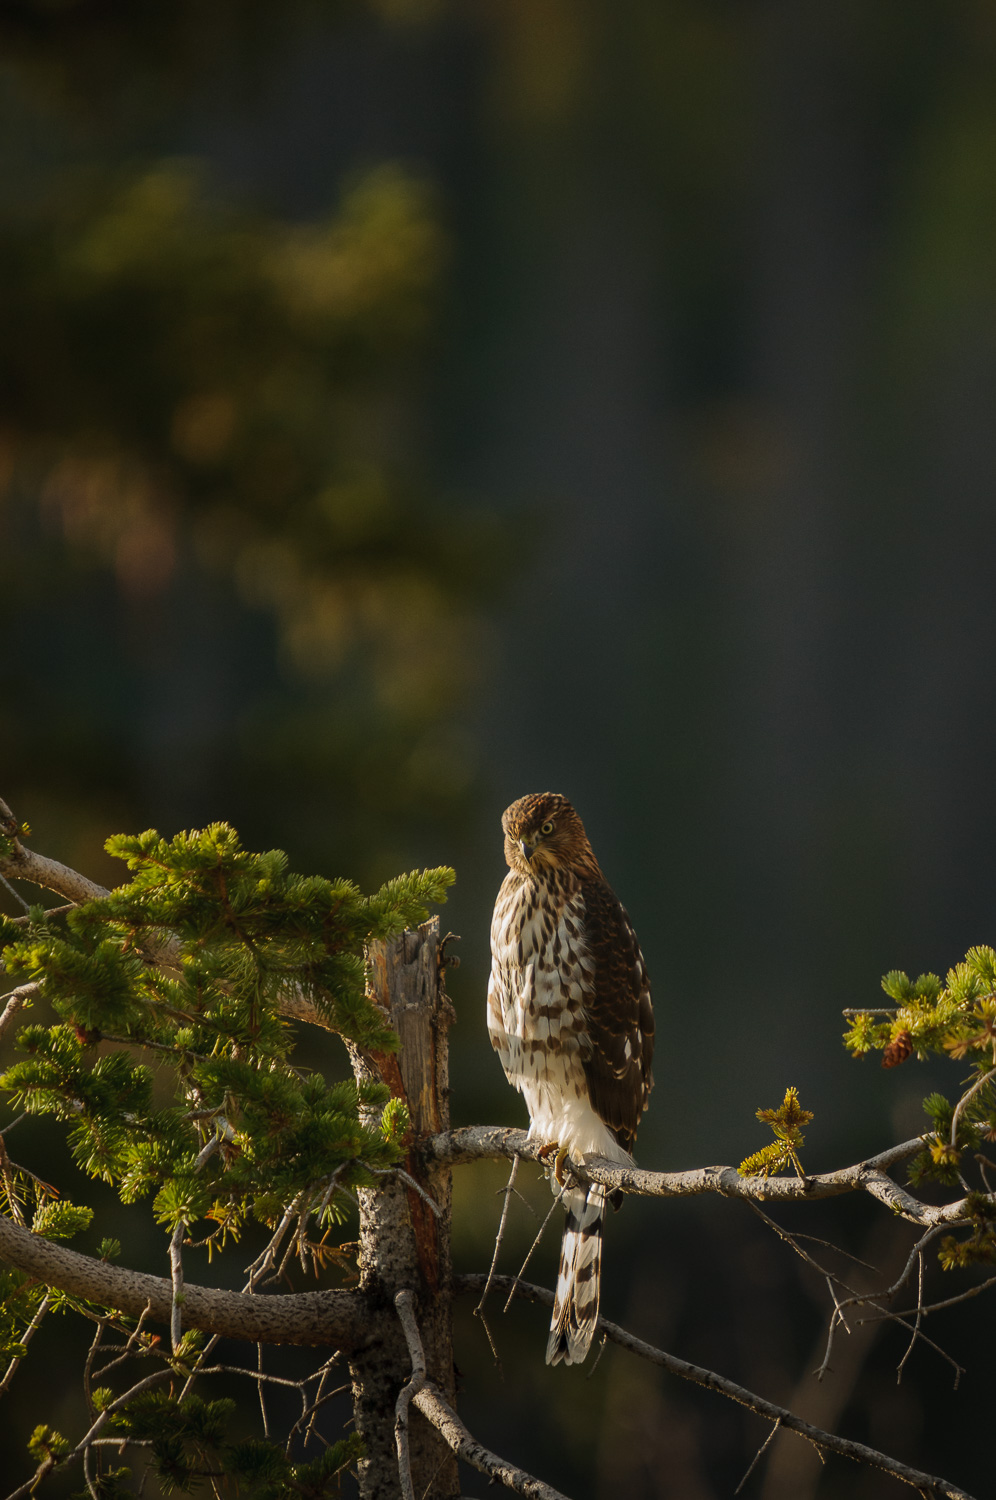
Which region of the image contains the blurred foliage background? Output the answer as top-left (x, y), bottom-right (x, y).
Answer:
top-left (4, 2), bottom-right (996, 1496)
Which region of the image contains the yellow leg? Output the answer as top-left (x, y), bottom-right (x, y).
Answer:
top-left (536, 1140), bottom-right (571, 1185)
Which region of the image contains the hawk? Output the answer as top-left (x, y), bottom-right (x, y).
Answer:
top-left (487, 791), bottom-right (654, 1365)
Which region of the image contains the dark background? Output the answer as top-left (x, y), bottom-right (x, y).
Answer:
top-left (2, 4), bottom-right (995, 1496)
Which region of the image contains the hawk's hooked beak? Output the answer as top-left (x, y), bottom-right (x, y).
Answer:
top-left (519, 837), bottom-right (534, 863)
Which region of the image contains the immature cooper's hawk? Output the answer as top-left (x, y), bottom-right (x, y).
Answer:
top-left (488, 792), bottom-right (654, 1365)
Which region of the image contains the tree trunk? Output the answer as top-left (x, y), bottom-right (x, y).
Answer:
top-left (348, 918), bottom-right (460, 1500)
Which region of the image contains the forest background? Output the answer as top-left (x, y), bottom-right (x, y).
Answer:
top-left (3, 4), bottom-right (996, 1497)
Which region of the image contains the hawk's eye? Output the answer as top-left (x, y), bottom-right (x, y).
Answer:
top-left (540, 820), bottom-right (554, 836)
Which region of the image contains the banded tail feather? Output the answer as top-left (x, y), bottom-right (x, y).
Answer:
top-left (546, 1184), bottom-right (606, 1366)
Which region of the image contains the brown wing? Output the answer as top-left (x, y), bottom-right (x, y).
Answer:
top-left (578, 878), bottom-right (654, 1154)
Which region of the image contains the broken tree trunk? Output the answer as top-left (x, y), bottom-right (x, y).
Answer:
top-left (348, 917), bottom-right (460, 1500)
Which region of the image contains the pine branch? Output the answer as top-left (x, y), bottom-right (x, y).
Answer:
top-left (0, 820), bottom-right (330, 1031)
top-left (456, 1275), bottom-right (977, 1500)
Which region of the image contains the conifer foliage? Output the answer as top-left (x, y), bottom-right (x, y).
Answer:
top-left (0, 817), bottom-right (453, 1497)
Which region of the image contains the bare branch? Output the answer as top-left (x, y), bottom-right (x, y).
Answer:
top-left (473, 1155), bottom-right (520, 1364)
top-left (950, 1065), bottom-right (996, 1147)
top-left (456, 1274), bottom-right (978, 1500)
top-left (0, 984), bottom-right (39, 1047)
top-left (735, 1417), bottom-right (781, 1495)
top-left (393, 1290), bottom-right (428, 1500)
top-left (0, 1214), bottom-right (370, 1352)
top-left (429, 1127), bottom-right (981, 1229)
top-left (0, 840), bottom-right (110, 908)
top-left (0, 1293), bottom-right (51, 1398)
top-left (412, 1382), bottom-right (571, 1500)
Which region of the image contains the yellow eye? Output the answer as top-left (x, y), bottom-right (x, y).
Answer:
top-left (540, 820), bottom-right (554, 836)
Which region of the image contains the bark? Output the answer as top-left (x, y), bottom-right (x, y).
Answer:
top-left (0, 1213), bottom-right (368, 1349)
top-left (348, 918), bottom-right (460, 1500)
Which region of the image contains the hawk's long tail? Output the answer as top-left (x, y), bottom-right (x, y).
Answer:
top-left (546, 1184), bottom-right (605, 1366)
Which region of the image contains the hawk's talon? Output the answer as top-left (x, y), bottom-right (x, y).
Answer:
top-left (536, 1140), bottom-right (571, 1186)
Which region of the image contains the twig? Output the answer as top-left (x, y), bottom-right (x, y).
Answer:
top-left (0, 1293), bottom-right (51, 1398)
top-left (257, 1344), bottom-right (270, 1440)
top-left (950, 1065), bottom-right (996, 1148)
top-left (455, 1274), bottom-right (977, 1500)
top-left (750, 1201), bottom-right (965, 1386)
top-left (860, 1275), bottom-right (996, 1324)
top-left (735, 1417), bottom-right (781, 1494)
top-left (896, 1245), bottom-right (925, 1383)
top-left (367, 1165), bottom-right (443, 1219)
top-left (5, 903), bottom-right (77, 927)
top-left (504, 1184), bottom-right (566, 1315)
top-left (393, 1290), bottom-right (428, 1500)
top-left (3, 1366), bottom-right (177, 1500)
top-left (475, 1155), bottom-right (519, 1329)
top-left (0, 873), bottom-right (30, 915)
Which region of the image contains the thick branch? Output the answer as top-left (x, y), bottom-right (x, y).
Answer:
top-left (0, 1216), bottom-right (369, 1352)
top-left (429, 1127), bottom-right (971, 1229)
top-left (0, 840), bottom-right (109, 908)
top-left (457, 1276), bottom-right (976, 1500)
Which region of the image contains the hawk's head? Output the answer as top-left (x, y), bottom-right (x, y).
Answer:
top-left (501, 792), bottom-right (601, 878)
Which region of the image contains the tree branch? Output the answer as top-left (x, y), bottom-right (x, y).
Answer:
top-left (0, 984), bottom-right (39, 1047)
top-left (412, 1383), bottom-right (571, 1500)
top-left (456, 1275), bottom-right (976, 1500)
top-left (0, 1215), bottom-right (370, 1353)
top-left (0, 816), bottom-right (330, 1031)
top-left (393, 1290), bottom-right (428, 1500)
top-left (428, 1127), bottom-right (975, 1229)
top-left (0, 835), bottom-right (110, 908)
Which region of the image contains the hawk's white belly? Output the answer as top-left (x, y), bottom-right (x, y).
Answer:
top-left (488, 875), bottom-right (632, 1167)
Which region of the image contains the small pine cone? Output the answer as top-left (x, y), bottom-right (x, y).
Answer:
top-left (882, 1029), bottom-right (913, 1069)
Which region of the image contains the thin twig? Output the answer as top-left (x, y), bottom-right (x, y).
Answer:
top-left (476, 1154), bottom-right (519, 1329)
top-left (860, 1275), bottom-right (996, 1324)
top-left (258, 1344), bottom-right (270, 1440)
top-left (950, 1065), bottom-right (996, 1148)
top-left (896, 1245), bottom-right (925, 1383)
top-left (504, 1184), bottom-right (566, 1315)
top-left (735, 1417), bottom-right (781, 1494)
top-left (0, 1293), bottom-right (51, 1398)
top-left (0, 873), bottom-right (31, 914)
top-left (367, 1165), bottom-right (443, 1219)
